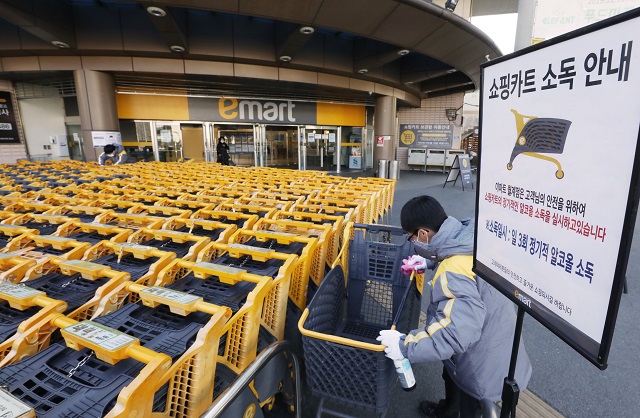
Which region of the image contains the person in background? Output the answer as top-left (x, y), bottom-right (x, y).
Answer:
top-left (99, 143), bottom-right (131, 165)
top-left (216, 136), bottom-right (230, 165)
top-left (377, 195), bottom-right (532, 418)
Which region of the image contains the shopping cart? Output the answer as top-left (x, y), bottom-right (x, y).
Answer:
top-left (6, 213), bottom-right (76, 236)
top-left (55, 220), bottom-right (132, 245)
top-left (0, 260), bottom-right (130, 367)
top-left (299, 224), bottom-right (420, 417)
top-left (0, 279), bottom-right (231, 418)
top-left (507, 109), bottom-right (572, 179)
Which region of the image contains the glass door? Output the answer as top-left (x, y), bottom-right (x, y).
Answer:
top-left (341, 127), bottom-right (365, 171)
top-left (213, 124), bottom-right (255, 166)
top-left (255, 124), bottom-right (266, 166)
top-left (65, 125), bottom-right (84, 161)
top-left (153, 121), bottom-right (182, 162)
top-left (298, 127), bottom-right (306, 170)
top-left (203, 122), bottom-right (215, 162)
top-left (263, 125), bottom-right (300, 168)
top-left (303, 126), bottom-right (341, 171)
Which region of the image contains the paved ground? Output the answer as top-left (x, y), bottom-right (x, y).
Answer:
top-left (304, 169), bottom-right (639, 418)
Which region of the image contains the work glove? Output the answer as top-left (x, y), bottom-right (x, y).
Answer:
top-left (401, 255), bottom-right (427, 275)
top-left (376, 329), bottom-right (405, 361)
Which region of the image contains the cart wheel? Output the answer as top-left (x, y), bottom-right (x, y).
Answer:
top-left (556, 169), bottom-right (564, 179)
top-left (507, 163), bottom-right (513, 171)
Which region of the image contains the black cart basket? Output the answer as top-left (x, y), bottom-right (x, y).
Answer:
top-left (299, 223), bottom-right (421, 416)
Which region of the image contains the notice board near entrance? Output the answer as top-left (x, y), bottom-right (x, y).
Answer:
top-left (0, 91), bottom-right (20, 144)
top-left (475, 9), bottom-right (640, 368)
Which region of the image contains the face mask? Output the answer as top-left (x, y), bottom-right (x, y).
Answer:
top-left (410, 229), bottom-right (429, 245)
top-left (413, 238), bottom-right (437, 270)
top-left (422, 233), bottom-right (430, 246)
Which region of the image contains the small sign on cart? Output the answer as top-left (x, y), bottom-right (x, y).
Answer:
top-left (0, 388), bottom-right (35, 418)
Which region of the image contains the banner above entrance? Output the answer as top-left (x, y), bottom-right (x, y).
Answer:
top-left (116, 94), bottom-right (365, 126)
top-left (189, 97), bottom-right (316, 124)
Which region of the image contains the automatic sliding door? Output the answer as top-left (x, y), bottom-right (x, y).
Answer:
top-left (304, 126), bottom-right (339, 171)
top-left (263, 125), bottom-right (300, 168)
top-left (214, 124), bottom-right (255, 166)
top-left (153, 121), bottom-right (182, 162)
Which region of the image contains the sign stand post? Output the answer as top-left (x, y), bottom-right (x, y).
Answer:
top-left (500, 306), bottom-right (525, 418)
top-left (443, 155), bottom-right (474, 190)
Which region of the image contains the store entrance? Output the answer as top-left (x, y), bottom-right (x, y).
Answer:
top-left (151, 121), bottom-right (209, 162)
top-left (212, 124), bottom-right (300, 168)
top-left (302, 126), bottom-right (340, 171)
top-left (214, 124), bottom-right (255, 166)
top-left (263, 125), bottom-right (300, 168)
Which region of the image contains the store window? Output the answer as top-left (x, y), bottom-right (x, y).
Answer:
top-left (118, 120), bottom-right (155, 162)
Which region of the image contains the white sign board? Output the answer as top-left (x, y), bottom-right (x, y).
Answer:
top-left (160, 129), bottom-right (173, 143)
top-left (476, 10), bottom-right (640, 368)
top-left (91, 131), bottom-right (121, 147)
top-left (532, 0), bottom-right (640, 43)
top-left (0, 388), bottom-right (34, 418)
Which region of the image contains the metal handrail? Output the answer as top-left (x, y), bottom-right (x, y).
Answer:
top-left (200, 340), bottom-right (302, 418)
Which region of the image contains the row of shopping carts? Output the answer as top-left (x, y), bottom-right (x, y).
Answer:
top-left (0, 159), bottom-right (416, 418)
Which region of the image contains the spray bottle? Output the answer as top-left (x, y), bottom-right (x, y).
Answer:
top-left (389, 271), bottom-right (417, 391)
top-left (394, 356), bottom-right (416, 391)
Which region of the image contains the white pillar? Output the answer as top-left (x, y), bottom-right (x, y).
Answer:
top-left (514, 0), bottom-right (537, 51)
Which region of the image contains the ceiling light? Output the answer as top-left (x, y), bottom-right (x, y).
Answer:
top-left (279, 55), bottom-right (292, 62)
top-left (300, 26), bottom-right (315, 35)
top-left (52, 41), bottom-right (70, 48)
top-left (147, 6), bottom-right (166, 17)
top-left (397, 49), bottom-right (410, 56)
top-left (447, 69), bottom-right (457, 73)
top-left (358, 69), bottom-right (368, 74)
top-left (170, 45), bottom-right (186, 52)
top-left (445, 0), bottom-right (458, 12)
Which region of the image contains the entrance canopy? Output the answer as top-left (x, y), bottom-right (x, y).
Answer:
top-left (0, 0), bottom-right (502, 106)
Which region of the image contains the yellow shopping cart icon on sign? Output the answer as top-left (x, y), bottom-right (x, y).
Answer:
top-left (507, 109), bottom-right (572, 179)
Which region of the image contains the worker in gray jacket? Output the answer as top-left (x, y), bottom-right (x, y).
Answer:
top-left (99, 143), bottom-right (131, 165)
top-left (377, 195), bottom-right (532, 418)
